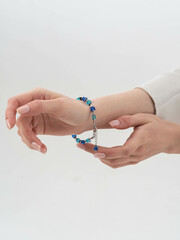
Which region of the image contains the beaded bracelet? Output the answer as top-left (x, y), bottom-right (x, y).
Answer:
top-left (72, 97), bottom-right (98, 151)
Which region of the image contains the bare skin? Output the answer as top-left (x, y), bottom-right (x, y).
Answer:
top-left (77, 113), bottom-right (180, 168)
top-left (5, 87), bottom-right (91, 153)
top-left (5, 87), bottom-right (180, 166)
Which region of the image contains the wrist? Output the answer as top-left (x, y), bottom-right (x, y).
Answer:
top-left (80, 88), bottom-right (156, 133)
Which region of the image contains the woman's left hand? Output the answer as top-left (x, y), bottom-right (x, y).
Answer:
top-left (76, 113), bottom-right (180, 168)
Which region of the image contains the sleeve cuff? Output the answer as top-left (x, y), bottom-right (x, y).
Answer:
top-left (135, 68), bottom-right (180, 124)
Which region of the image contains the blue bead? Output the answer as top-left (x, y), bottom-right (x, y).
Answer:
top-left (72, 135), bottom-right (77, 138)
top-left (76, 97), bottom-right (80, 100)
top-left (81, 140), bottom-right (85, 144)
top-left (92, 114), bottom-right (96, 120)
top-left (85, 138), bottom-right (91, 143)
top-left (94, 146), bottom-right (98, 151)
top-left (87, 100), bottom-right (92, 105)
top-left (82, 97), bottom-right (87, 102)
top-left (90, 106), bottom-right (96, 112)
top-left (76, 138), bottom-right (80, 143)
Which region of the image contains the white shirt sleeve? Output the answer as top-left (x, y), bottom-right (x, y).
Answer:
top-left (135, 67), bottom-right (180, 124)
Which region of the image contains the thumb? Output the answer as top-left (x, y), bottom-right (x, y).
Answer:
top-left (109, 113), bottom-right (152, 129)
top-left (17, 98), bottom-right (65, 117)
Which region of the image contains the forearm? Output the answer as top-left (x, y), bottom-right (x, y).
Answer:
top-left (81, 88), bottom-right (156, 132)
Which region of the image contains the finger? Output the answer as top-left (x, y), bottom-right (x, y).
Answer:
top-left (76, 142), bottom-right (108, 153)
top-left (17, 99), bottom-right (61, 117)
top-left (16, 98), bottom-right (66, 117)
top-left (5, 87), bottom-right (64, 129)
top-left (122, 129), bottom-right (147, 154)
top-left (76, 125), bottom-right (148, 159)
top-left (22, 127), bottom-right (47, 154)
top-left (99, 159), bottom-right (139, 169)
top-left (109, 113), bottom-right (153, 129)
top-left (17, 117), bottom-right (47, 154)
top-left (5, 88), bottom-right (46, 129)
top-left (99, 155), bottom-right (140, 166)
top-left (76, 142), bottom-right (133, 159)
top-left (18, 128), bottom-right (35, 150)
top-left (101, 150), bottom-right (156, 168)
top-left (17, 128), bottom-right (25, 141)
top-left (116, 161), bottom-right (139, 168)
top-left (16, 97), bottom-right (86, 127)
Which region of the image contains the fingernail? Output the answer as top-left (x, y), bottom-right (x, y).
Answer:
top-left (31, 142), bottom-right (41, 152)
top-left (17, 105), bottom-right (30, 114)
top-left (94, 153), bottom-right (106, 158)
top-left (77, 144), bottom-right (85, 150)
top-left (109, 120), bottom-right (120, 127)
top-left (6, 119), bottom-right (11, 130)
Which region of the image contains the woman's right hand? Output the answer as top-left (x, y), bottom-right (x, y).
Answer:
top-left (5, 88), bottom-right (91, 153)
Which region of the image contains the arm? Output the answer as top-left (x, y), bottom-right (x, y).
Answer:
top-left (81, 88), bottom-right (156, 132)
top-left (81, 67), bottom-right (180, 132)
top-left (77, 113), bottom-right (180, 169)
top-left (135, 67), bottom-right (180, 125)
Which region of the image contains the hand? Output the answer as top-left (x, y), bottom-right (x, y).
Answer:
top-left (76, 113), bottom-right (180, 168)
top-left (5, 88), bottom-right (91, 153)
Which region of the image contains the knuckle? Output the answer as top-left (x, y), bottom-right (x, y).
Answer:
top-left (7, 97), bottom-right (15, 104)
top-left (31, 87), bottom-right (47, 96)
top-left (33, 87), bottom-right (44, 92)
top-left (33, 99), bottom-right (43, 112)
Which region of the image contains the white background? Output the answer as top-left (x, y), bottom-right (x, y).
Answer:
top-left (0, 0), bottom-right (180, 239)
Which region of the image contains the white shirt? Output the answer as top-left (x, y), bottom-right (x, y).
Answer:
top-left (137, 68), bottom-right (180, 124)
